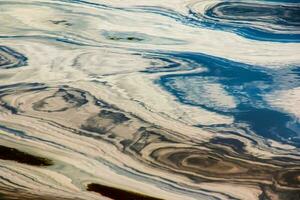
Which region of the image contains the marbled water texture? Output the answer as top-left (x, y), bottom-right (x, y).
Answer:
top-left (0, 0), bottom-right (299, 200)
top-left (190, 1), bottom-right (300, 42)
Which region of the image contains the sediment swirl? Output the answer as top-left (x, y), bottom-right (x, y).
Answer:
top-left (0, 0), bottom-right (299, 200)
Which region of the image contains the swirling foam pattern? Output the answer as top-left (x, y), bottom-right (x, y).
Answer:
top-left (189, 0), bottom-right (300, 42)
top-left (0, 0), bottom-right (299, 200)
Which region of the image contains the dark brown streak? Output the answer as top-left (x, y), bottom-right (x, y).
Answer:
top-left (87, 183), bottom-right (163, 200)
top-left (0, 145), bottom-right (53, 166)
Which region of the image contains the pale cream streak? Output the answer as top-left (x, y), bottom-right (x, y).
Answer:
top-left (265, 87), bottom-right (300, 122)
top-left (267, 140), bottom-right (296, 151)
top-left (198, 183), bottom-right (261, 200)
top-left (167, 78), bottom-right (237, 109)
top-left (91, 0), bottom-right (193, 12)
top-left (72, 80), bottom-right (215, 141)
top-left (103, 73), bottom-right (234, 125)
top-left (0, 1), bottom-right (299, 66)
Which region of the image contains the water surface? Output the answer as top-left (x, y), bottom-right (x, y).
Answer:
top-left (0, 0), bottom-right (299, 200)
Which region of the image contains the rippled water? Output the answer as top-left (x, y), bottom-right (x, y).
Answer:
top-left (0, 0), bottom-right (299, 200)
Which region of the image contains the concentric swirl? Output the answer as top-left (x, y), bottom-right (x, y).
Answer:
top-left (189, 1), bottom-right (300, 42)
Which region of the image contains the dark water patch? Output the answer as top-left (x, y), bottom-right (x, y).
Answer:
top-left (33, 88), bottom-right (88, 112)
top-left (0, 46), bottom-right (27, 69)
top-left (87, 183), bottom-right (163, 200)
top-left (50, 20), bottom-right (73, 26)
top-left (210, 137), bottom-right (245, 153)
top-left (98, 110), bottom-right (130, 123)
top-left (0, 102), bottom-right (18, 114)
top-left (103, 31), bottom-right (146, 43)
top-left (81, 123), bottom-right (107, 134)
top-left (81, 110), bottom-right (130, 134)
top-left (262, 185), bottom-right (300, 200)
top-left (0, 145), bottom-right (53, 166)
top-left (276, 169), bottom-right (300, 188)
top-left (107, 36), bottom-right (144, 42)
top-left (103, 31), bottom-right (185, 45)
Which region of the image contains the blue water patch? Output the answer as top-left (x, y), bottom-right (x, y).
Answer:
top-left (144, 52), bottom-right (300, 147)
